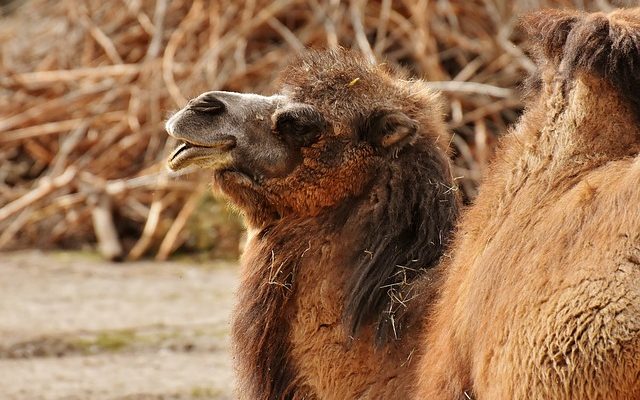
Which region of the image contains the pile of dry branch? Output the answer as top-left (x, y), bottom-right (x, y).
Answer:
top-left (0, 0), bottom-right (631, 260)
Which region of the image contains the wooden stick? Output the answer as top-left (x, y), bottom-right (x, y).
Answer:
top-left (79, 14), bottom-right (124, 64)
top-left (426, 81), bottom-right (514, 99)
top-left (4, 64), bottom-right (141, 86)
top-left (0, 82), bottom-right (111, 132)
top-left (127, 188), bottom-right (166, 260)
top-left (350, 0), bottom-right (376, 64)
top-left (162, 0), bottom-right (204, 107)
top-left (0, 207), bottom-right (33, 249)
top-left (144, 0), bottom-right (168, 61)
top-left (89, 193), bottom-right (124, 261)
top-left (46, 121), bottom-right (89, 177)
top-left (0, 112), bottom-right (125, 143)
top-left (156, 186), bottom-right (205, 261)
top-left (0, 167), bottom-right (77, 223)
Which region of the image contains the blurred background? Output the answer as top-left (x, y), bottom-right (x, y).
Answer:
top-left (0, 0), bottom-right (636, 399)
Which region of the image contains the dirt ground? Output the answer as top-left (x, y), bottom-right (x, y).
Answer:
top-left (0, 250), bottom-right (238, 400)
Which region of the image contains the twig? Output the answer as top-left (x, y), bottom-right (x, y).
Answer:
top-left (79, 14), bottom-right (124, 64)
top-left (450, 98), bottom-right (522, 129)
top-left (156, 185), bottom-right (205, 261)
top-left (350, 0), bottom-right (376, 64)
top-left (46, 121), bottom-right (89, 177)
top-left (373, 0), bottom-right (391, 55)
top-left (127, 198), bottom-right (164, 260)
top-left (426, 81), bottom-right (514, 99)
top-left (267, 17), bottom-right (305, 53)
top-left (0, 167), bottom-right (77, 223)
top-left (0, 112), bottom-right (125, 143)
top-left (0, 207), bottom-right (33, 249)
top-left (162, 0), bottom-right (204, 107)
top-left (0, 82), bottom-right (112, 132)
top-left (4, 64), bottom-right (141, 85)
top-left (89, 193), bottom-right (124, 261)
top-left (144, 0), bottom-right (168, 61)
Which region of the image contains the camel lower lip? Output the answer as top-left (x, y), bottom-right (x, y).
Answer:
top-left (167, 141), bottom-right (234, 171)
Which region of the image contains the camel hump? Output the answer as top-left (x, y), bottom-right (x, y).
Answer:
top-left (521, 7), bottom-right (640, 119)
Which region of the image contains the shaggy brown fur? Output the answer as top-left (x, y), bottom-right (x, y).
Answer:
top-left (415, 8), bottom-right (640, 399)
top-left (165, 50), bottom-right (459, 399)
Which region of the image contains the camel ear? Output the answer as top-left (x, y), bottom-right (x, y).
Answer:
top-left (519, 9), bottom-right (583, 65)
top-left (362, 110), bottom-right (418, 149)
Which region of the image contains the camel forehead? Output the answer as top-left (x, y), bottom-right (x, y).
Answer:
top-left (278, 49), bottom-right (405, 119)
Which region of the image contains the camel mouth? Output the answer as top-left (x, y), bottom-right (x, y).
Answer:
top-left (167, 137), bottom-right (236, 171)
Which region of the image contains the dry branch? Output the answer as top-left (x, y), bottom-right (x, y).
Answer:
top-left (3, 64), bottom-right (142, 85)
top-left (156, 184), bottom-right (206, 261)
top-left (89, 193), bottom-right (124, 261)
top-left (0, 167), bottom-right (77, 222)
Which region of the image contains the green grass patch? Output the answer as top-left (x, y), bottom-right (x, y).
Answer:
top-left (73, 329), bottom-right (138, 353)
top-left (190, 386), bottom-right (224, 398)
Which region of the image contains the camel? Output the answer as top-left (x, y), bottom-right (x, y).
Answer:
top-left (165, 49), bottom-right (460, 399)
top-left (415, 8), bottom-right (640, 399)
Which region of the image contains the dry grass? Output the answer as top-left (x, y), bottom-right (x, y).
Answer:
top-left (0, 0), bottom-right (634, 259)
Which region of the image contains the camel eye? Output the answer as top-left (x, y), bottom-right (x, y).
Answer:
top-left (275, 105), bottom-right (326, 146)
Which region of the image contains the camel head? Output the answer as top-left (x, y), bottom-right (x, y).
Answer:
top-left (166, 49), bottom-right (452, 229)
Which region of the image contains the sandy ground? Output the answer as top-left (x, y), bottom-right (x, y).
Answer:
top-left (0, 250), bottom-right (238, 400)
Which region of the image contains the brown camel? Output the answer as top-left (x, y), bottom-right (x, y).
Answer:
top-left (415, 8), bottom-right (640, 400)
top-left (165, 49), bottom-right (460, 399)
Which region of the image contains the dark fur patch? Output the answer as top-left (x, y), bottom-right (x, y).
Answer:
top-left (563, 10), bottom-right (640, 120)
top-left (342, 138), bottom-right (459, 341)
top-left (232, 224), bottom-right (309, 400)
top-left (520, 9), bottom-right (583, 65)
top-left (521, 8), bottom-right (640, 120)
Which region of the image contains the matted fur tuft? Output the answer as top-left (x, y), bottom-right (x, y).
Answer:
top-left (520, 9), bottom-right (582, 64)
top-left (521, 8), bottom-right (640, 119)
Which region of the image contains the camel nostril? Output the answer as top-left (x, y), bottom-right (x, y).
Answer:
top-left (190, 94), bottom-right (225, 114)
